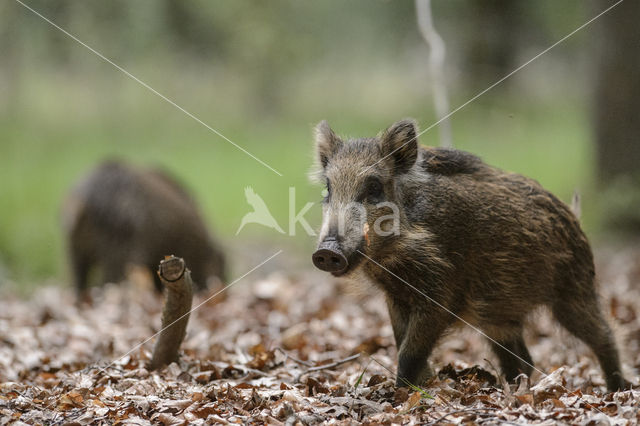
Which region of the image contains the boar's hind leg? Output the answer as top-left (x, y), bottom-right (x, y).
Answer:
top-left (395, 312), bottom-right (451, 388)
top-left (102, 255), bottom-right (126, 286)
top-left (489, 333), bottom-right (533, 383)
top-left (149, 262), bottom-right (165, 293)
top-left (552, 296), bottom-right (628, 391)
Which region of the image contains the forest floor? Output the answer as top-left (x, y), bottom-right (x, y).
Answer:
top-left (1, 244), bottom-right (639, 425)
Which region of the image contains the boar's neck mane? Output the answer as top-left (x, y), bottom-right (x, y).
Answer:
top-left (360, 147), bottom-right (487, 302)
top-left (363, 146), bottom-right (504, 308)
top-left (419, 147), bottom-right (484, 176)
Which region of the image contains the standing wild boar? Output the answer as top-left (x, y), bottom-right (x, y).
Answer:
top-left (311, 119), bottom-right (630, 391)
top-left (63, 160), bottom-right (226, 299)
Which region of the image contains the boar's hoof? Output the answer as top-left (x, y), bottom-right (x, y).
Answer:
top-left (607, 373), bottom-right (633, 392)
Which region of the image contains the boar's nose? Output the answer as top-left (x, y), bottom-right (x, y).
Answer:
top-left (312, 239), bottom-right (348, 274)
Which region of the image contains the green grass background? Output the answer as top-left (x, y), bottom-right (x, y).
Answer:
top-left (0, 0), bottom-right (599, 288)
top-left (0, 83), bottom-right (593, 289)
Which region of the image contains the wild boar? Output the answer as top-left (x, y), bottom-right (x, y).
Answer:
top-left (311, 119), bottom-right (629, 391)
top-left (63, 160), bottom-right (226, 299)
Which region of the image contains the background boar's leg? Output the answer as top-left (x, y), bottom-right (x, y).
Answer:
top-left (71, 249), bottom-right (91, 302)
top-left (488, 332), bottom-right (533, 382)
top-left (552, 297), bottom-right (628, 391)
top-left (395, 312), bottom-right (452, 387)
top-left (146, 260), bottom-right (166, 292)
top-left (102, 255), bottom-right (126, 285)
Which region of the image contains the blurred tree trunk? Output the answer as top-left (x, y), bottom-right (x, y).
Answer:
top-left (0, 1), bottom-right (21, 115)
top-left (464, 0), bottom-right (525, 87)
top-left (594, 0), bottom-right (640, 232)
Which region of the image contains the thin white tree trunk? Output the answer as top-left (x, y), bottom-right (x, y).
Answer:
top-left (416, 0), bottom-right (452, 148)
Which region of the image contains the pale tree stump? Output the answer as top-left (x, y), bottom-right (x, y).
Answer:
top-left (149, 256), bottom-right (193, 370)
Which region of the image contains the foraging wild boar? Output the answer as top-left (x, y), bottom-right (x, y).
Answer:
top-left (63, 160), bottom-right (226, 299)
top-left (311, 119), bottom-right (630, 391)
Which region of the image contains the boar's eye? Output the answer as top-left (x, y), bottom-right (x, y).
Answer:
top-left (362, 177), bottom-right (384, 202)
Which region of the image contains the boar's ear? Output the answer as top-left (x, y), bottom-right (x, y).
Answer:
top-left (314, 120), bottom-right (341, 169)
top-left (380, 119), bottom-right (418, 174)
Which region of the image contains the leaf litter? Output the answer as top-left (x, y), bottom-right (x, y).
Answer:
top-left (0, 244), bottom-right (639, 424)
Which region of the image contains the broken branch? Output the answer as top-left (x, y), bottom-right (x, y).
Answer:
top-left (149, 256), bottom-right (193, 370)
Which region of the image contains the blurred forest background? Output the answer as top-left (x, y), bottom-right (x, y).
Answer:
top-left (0, 0), bottom-right (638, 288)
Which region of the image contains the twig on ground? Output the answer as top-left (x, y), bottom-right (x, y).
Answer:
top-left (275, 347), bottom-right (313, 367)
top-left (297, 353), bottom-right (361, 381)
top-left (305, 353), bottom-right (360, 373)
top-left (424, 407), bottom-right (499, 425)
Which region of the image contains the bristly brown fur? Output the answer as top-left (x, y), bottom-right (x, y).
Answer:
top-left (312, 119), bottom-right (630, 392)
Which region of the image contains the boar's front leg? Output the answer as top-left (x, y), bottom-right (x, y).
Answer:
top-left (488, 332), bottom-right (534, 382)
top-left (394, 308), bottom-right (453, 388)
top-left (386, 297), bottom-right (410, 348)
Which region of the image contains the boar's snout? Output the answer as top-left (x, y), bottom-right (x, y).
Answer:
top-left (312, 239), bottom-right (348, 275)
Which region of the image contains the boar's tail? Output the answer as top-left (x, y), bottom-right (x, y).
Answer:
top-left (571, 189), bottom-right (582, 221)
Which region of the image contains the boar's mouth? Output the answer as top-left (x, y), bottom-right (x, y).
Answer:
top-left (330, 250), bottom-right (365, 277)
top-left (330, 266), bottom-right (348, 277)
